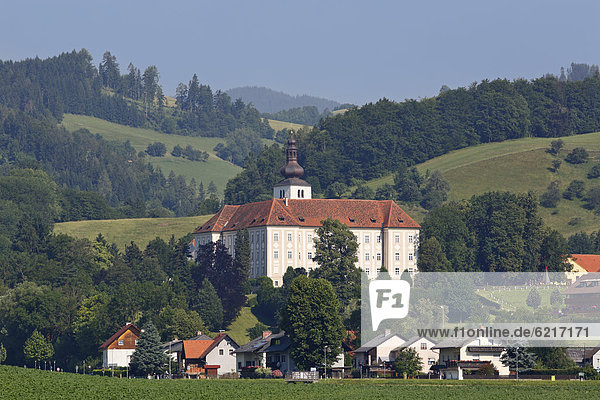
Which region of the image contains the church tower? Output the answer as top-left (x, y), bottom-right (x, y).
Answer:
top-left (273, 135), bottom-right (312, 199)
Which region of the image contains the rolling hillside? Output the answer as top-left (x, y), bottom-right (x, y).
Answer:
top-left (265, 118), bottom-right (311, 131)
top-left (367, 132), bottom-right (600, 236)
top-left (60, 114), bottom-right (242, 194)
top-left (54, 215), bottom-right (212, 250)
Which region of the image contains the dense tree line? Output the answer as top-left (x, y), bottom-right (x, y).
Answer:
top-left (0, 181), bottom-right (247, 369)
top-left (173, 74), bottom-right (273, 138)
top-left (0, 110), bottom-right (210, 218)
top-left (263, 105), bottom-right (331, 126)
top-left (0, 50), bottom-right (273, 140)
top-left (225, 86), bottom-right (341, 114)
top-left (227, 73), bottom-right (600, 201)
top-left (418, 191), bottom-right (570, 272)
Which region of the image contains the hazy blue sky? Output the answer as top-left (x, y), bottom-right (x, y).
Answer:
top-left (1, 0), bottom-right (599, 105)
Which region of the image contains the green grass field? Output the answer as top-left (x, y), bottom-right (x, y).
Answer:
top-left (366, 132), bottom-right (600, 236)
top-left (478, 287), bottom-right (556, 311)
top-left (1, 366), bottom-right (599, 400)
top-left (60, 114), bottom-right (242, 194)
top-left (266, 118), bottom-right (311, 132)
top-left (54, 215), bottom-right (211, 250)
top-left (225, 295), bottom-right (259, 345)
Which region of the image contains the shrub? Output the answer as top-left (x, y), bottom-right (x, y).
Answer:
top-left (145, 142), bottom-right (167, 157)
top-left (476, 363), bottom-right (497, 376)
top-left (563, 180), bottom-right (585, 200)
top-left (565, 147), bottom-right (589, 164)
top-left (271, 369), bottom-right (283, 378)
top-left (588, 164), bottom-right (600, 179)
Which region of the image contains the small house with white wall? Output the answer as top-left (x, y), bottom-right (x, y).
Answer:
top-left (391, 337), bottom-right (439, 373)
top-left (182, 332), bottom-right (239, 377)
top-left (354, 331), bottom-right (406, 370)
top-left (99, 323), bottom-right (140, 368)
top-left (433, 337), bottom-right (508, 379)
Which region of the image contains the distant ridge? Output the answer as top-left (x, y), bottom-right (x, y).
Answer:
top-left (226, 86), bottom-right (341, 114)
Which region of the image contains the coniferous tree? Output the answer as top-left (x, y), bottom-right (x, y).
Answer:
top-left (0, 343), bottom-right (7, 364)
top-left (526, 288), bottom-right (541, 309)
top-left (194, 278), bottom-right (223, 331)
top-left (500, 347), bottom-right (536, 378)
top-left (129, 321), bottom-right (166, 376)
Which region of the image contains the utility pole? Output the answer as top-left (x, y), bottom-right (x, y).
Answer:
top-left (324, 345), bottom-right (328, 380)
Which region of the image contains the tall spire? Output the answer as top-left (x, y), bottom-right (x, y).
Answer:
top-left (273, 131), bottom-right (312, 200)
top-left (280, 133), bottom-right (304, 179)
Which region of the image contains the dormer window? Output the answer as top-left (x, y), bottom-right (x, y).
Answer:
top-left (348, 217), bottom-right (355, 223)
top-left (370, 218), bottom-right (377, 223)
top-left (278, 216), bottom-right (285, 221)
top-left (299, 217), bottom-right (305, 222)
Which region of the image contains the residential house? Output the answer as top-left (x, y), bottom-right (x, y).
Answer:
top-left (353, 331), bottom-right (406, 370)
top-left (99, 323), bottom-right (140, 369)
top-left (182, 332), bottom-right (239, 377)
top-left (433, 337), bottom-right (508, 379)
top-left (163, 332), bottom-right (213, 372)
top-left (563, 273), bottom-right (600, 313)
top-left (390, 337), bottom-right (438, 373)
top-left (566, 254), bottom-right (600, 282)
top-left (235, 331), bottom-right (345, 376)
top-left (191, 137), bottom-right (420, 286)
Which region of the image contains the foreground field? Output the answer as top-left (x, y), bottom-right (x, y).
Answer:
top-left (1, 366), bottom-right (598, 400)
top-left (60, 114), bottom-right (242, 194)
top-left (367, 132), bottom-right (600, 236)
top-left (54, 215), bottom-right (211, 250)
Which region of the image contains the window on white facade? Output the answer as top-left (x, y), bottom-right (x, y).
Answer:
top-left (421, 343), bottom-right (427, 350)
top-left (219, 349), bottom-right (224, 356)
top-left (376, 253), bottom-right (381, 261)
top-left (308, 233), bottom-right (313, 242)
top-left (365, 267), bottom-right (370, 275)
top-left (409, 235), bottom-right (413, 243)
top-left (365, 253), bottom-right (370, 261)
top-left (376, 267), bottom-right (380, 274)
top-left (395, 234), bottom-right (400, 243)
top-left (287, 233), bottom-right (292, 241)
top-left (394, 267), bottom-right (400, 275)
top-left (409, 253), bottom-right (414, 261)
top-left (298, 252), bottom-right (301, 260)
top-left (376, 235), bottom-right (381, 243)
top-left (364, 235), bottom-right (370, 244)
top-left (428, 358), bottom-right (435, 365)
top-left (408, 267), bottom-right (414, 273)
top-left (308, 252), bottom-right (312, 260)
top-left (274, 251), bottom-right (279, 259)
top-left (274, 233), bottom-right (279, 241)
top-left (287, 251), bottom-right (292, 259)
top-left (274, 280), bottom-right (279, 287)
top-left (395, 252), bottom-right (400, 261)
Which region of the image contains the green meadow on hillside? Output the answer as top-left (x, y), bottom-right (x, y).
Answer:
top-left (54, 215), bottom-right (212, 250)
top-left (266, 118), bottom-right (310, 131)
top-left (1, 366), bottom-right (599, 400)
top-left (60, 114), bottom-right (242, 194)
top-left (367, 132), bottom-right (600, 236)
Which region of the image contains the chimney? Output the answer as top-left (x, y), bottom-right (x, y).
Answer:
top-left (197, 331), bottom-right (202, 336)
top-left (262, 330), bottom-right (272, 339)
top-left (285, 198), bottom-right (288, 207)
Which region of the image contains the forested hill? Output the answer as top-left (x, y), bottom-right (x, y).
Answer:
top-left (225, 73), bottom-right (600, 203)
top-left (225, 86), bottom-right (341, 113)
top-left (0, 50), bottom-right (273, 138)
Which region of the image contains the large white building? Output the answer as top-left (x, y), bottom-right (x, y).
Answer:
top-left (191, 137), bottom-right (420, 286)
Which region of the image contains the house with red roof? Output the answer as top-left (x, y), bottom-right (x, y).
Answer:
top-left (182, 332), bottom-right (239, 377)
top-left (191, 136), bottom-right (421, 286)
top-left (99, 323), bottom-right (141, 369)
top-left (566, 254), bottom-right (600, 282)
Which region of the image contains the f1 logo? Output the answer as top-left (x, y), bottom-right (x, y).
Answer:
top-left (369, 279), bottom-right (410, 330)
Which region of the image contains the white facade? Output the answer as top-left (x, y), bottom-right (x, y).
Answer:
top-left (437, 338), bottom-right (509, 376)
top-left (102, 349), bottom-right (135, 368)
top-left (274, 184), bottom-right (312, 200)
top-left (204, 337), bottom-right (238, 375)
top-left (402, 338), bottom-right (439, 373)
top-left (195, 226), bottom-right (419, 286)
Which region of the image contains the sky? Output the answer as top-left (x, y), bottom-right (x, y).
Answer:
top-left (1, 0), bottom-right (599, 106)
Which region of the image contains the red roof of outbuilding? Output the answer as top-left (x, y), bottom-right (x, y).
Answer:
top-left (193, 199), bottom-right (419, 234)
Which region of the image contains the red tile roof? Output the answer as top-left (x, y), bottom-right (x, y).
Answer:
top-left (570, 254), bottom-right (600, 273)
top-left (99, 323), bottom-right (141, 350)
top-left (193, 199), bottom-right (420, 234)
top-left (182, 333), bottom-right (237, 360)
